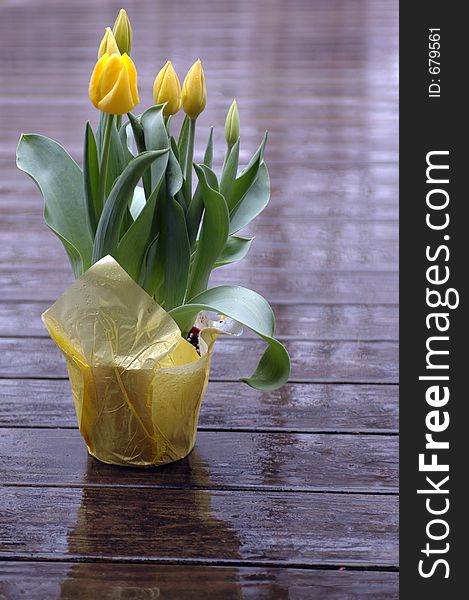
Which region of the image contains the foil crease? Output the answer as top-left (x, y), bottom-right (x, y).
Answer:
top-left (42, 256), bottom-right (240, 467)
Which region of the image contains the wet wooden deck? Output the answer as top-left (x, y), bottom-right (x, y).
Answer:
top-left (0, 0), bottom-right (398, 597)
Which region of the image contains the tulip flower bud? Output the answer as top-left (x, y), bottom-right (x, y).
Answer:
top-left (182, 59), bottom-right (207, 119)
top-left (98, 27), bottom-right (120, 59)
top-left (112, 9), bottom-right (132, 56)
top-left (89, 52), bottom-right (139, 115)
top-left (153, 61), bottom-right (181, 117)
top-left (224, 100), bottom-right (240, 147)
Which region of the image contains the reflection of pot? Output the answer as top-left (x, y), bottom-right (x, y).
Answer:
top-left (42, 256), bottom-right (240, 468)
top-left (56, 455), bottom-right (244, 600)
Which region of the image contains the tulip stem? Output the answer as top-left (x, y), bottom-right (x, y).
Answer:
top-left (97, 113), bottom-right (114, 213)
top-left (223, 144), bottom-right (233, 169)
top-left (184, 118), bottom-right (196, 204)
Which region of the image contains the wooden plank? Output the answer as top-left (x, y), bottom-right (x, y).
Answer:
top-left (0, 562), bottom-right (399, 599)
top-left (0, 379), bottom-right (399, 433)
top-left (0, 222), bottom-right (398, 271)
top-left (0, 428), bottom-right (398, 493)
top-left (0, 486), bottom-right (399, 567)
top-left (0, 338), bottom-right (398, 383)
top-left (0, 209), bottom-right (399, 229)
top-left (0, 301), bottom-right (399, 340)
top-left (0, 186), bottom-right (399, 221)
top-left (2, 141), bottom-right (398, 167)
top-left (0, 269), bottom-right (399, 303)
top-left (2, 161), bottom-right (399, 191)
top-left (0, 562), bottom-right (399, 600)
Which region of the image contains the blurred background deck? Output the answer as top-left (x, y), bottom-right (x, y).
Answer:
top-left (0, 0), bottom-right (398, 597)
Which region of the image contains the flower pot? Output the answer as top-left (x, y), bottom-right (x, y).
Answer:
top-left (42, 256), bottom-right (240, 467)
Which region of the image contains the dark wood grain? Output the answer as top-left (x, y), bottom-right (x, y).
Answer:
top-left (1, 183), bottom-right (399, 220)
top-left (0, 301), bottom-right (399, 339)
top-left (0, 428), bottom-right (398, 493)
top-left (0, 220), bottom-right (398, 271)
top-left (0, 337), bottom-right (398, 383)
top-left (0, 268), bottom-right (399, 303)
top-left (0, 0), bottom-right (398, 588)
top-left (0, 379), bottom-right (398, 432)
top-left (0, 486), bottom-right (399, 567)
top-left (0, 562), bottom-right (399, 600)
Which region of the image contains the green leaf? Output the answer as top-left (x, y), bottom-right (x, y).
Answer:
top-left (166, 147), bottom-right (184, 199)
top-left (186, 128), bottom-right (215, 249)
top-left (214, 235), bottom-right (254, 267)
top-left (98, 114), bottom-right (127, 196)
top-left (219, 137), bottom-right (239, 202)
top-left (119, 121), bottom-right (135, 163)
top-left (187, 164), bottom-right (229, 299)
top-left (158, 194), bottom-right (190, 310)
top-left (92, 149), bottom-right (168, 262)
top-left (95, 112), bottom-right (106, 154)
top-left (127, 112), bottom-right (151, 198)
top-left (170, 136), bottom-right (180, 162)
top-left (141, 105), bottom-right (170, 193)
top-left (108, 126), bottom-right (127, 195)
top-left (165, 114), bottom-right (172, 135)
top-left (83, 122), bottom-right (99, 236)
top-left (127, 112), bottom-right (145, 153)
top-left (243, 131), bottom-right (268, 172)
top-left (169, 285), bottom-right (290, 390)
top-left (141, 235), bottom-right (164, 298)
top-left (228, 132), bottom-right (267, 212)
top-left (16, 133), bottom-right (92, 278)
top-left (203, 126), bottom-right (214, 169)
top-left (229, 162), bottom-right (270, 234)
top-left (177, 115), bottom-right (190, 172)
top-left (115, 185), bottom-right (159, 281)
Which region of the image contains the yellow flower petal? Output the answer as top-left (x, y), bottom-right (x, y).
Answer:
top-left (89, 50), bottom-right (139, 114)
top-left (89, 53), bottom-right (109, 109)
top-left (98, 27), bottom-right (120, 59)
top-left (153, 60), bottom-right (181, 116)
top-left (98, 62), bottom-right (134, 114)
top-left (122, 53), bottom-right (139, 106)
top-left (99, 53), bottom-right (124, 99)
top-left (182, 59), bottom-right (206, 119)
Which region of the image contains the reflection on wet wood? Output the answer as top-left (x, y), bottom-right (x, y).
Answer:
top-left (0, 379), bottom-right (398, 432)
top-left (0, 0), bottom-right (398, 593)
top-left (0, 337), bottom-right (398, 382)
top-left (0, 428), bottom-right (398, 493)
top-left (0, 486), bottom-right (399, 567)
top-left (0, 221), bottom-right (399, 270)
top-left (0, 301), bottom-right (399, 339)
top-left (1, 180), bottom-right (399, 220)
top-left (0, 562), bottom-right (399, 600)
top-left (0, 268), bottom-right (399, 303)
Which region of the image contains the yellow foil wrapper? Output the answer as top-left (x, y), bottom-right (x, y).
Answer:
top-left (42, 256), bottom-right (240, 467)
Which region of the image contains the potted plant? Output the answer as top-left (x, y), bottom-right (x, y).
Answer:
top-left (16, 9), bottom-right (290, 467)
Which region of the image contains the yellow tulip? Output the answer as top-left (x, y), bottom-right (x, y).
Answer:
top-left (97, 27), bottom-right (120, 59)
top-left (153, 61), bottom-right (181, 117)
top-left (182, 59), bottom-right (207, 119)
top-left (89, 52), bottom-right (139, 115)
top-left (224, 99), bottom-right (240, 146)
top-left (112, 9), bottom-right (132, 55)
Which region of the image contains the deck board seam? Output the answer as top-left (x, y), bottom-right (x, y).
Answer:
top-left (0, 555), bottom-right (399, 571)
top-left (0, 482), bottom-right (399, 495)
top-left (0, 334), bottom-right (400, 343)
top-left (0, 424), bottom-right (399, 435)
top-left (0, 376), bottom-right (400, 385)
